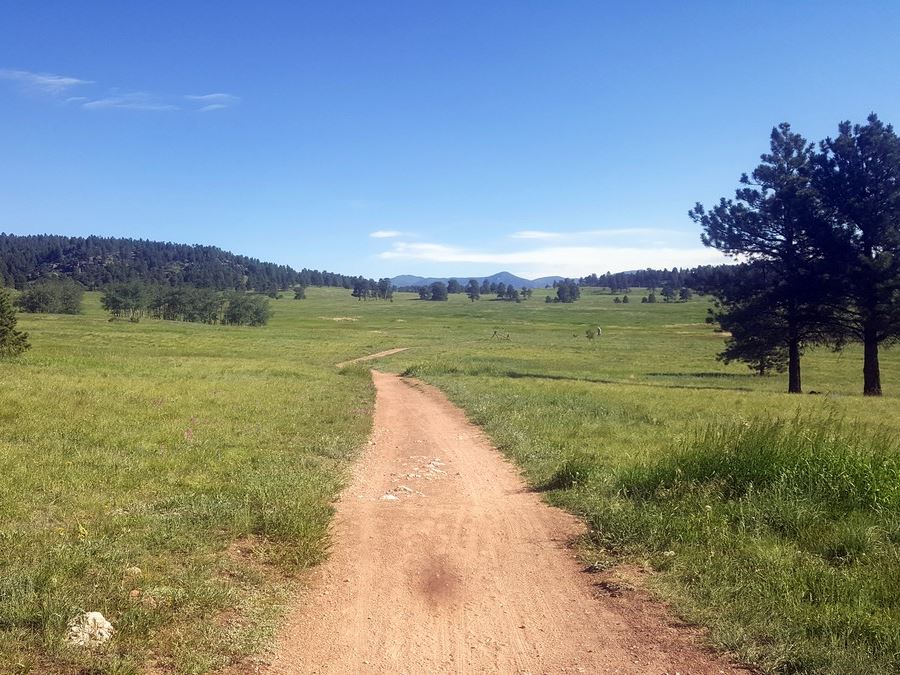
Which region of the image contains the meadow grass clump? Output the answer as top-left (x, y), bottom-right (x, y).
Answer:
top-left (539, 452), bottom-right (602, 491)
top-left (593, 418), bottom-right (900, 673)
top-left (620, 416), bottom-right (900, 511)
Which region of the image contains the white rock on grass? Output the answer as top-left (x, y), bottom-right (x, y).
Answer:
top-left (67, 611), bottom-right (114, 647)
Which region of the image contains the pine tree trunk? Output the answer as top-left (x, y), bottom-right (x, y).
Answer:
top-left (863, 326), bottom-right (882, 396)
top-left (788, 338), bottom-right (802, 394)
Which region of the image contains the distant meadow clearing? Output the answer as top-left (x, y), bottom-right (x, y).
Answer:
top-left (1, 287), bottom-right (898, 673)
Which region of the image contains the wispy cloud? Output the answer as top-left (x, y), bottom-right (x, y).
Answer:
top-left (510, 230), bottom-right (562, 240)
top-left (82, 92), bottom-right (179, 111)
top-left (184, 92), bottom-right (240, 112)
top-left (509, 227), bottom-right (672, 240)
top-left (370, 230), bottom-right (403, 238)
top-left (0, 68), bottom-right (92, 94)
top-left (0, 67), bottom-right (239, 113)
top-left (378, 241), bottom-right (726, 278)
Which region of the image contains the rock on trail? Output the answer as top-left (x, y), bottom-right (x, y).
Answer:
top-left (267, 370), bottom-right (742, 674)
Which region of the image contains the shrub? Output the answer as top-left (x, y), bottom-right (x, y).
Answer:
top-left (223, 293), bottom-right (272, 326)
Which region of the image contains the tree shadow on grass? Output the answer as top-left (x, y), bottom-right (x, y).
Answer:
top-left (646, 371), bottom-right (759, 379)
top-left (502, 370), bottom-right (755, 393)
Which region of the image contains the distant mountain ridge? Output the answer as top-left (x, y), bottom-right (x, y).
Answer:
top-left (391, 271), bottom-right (565, 289)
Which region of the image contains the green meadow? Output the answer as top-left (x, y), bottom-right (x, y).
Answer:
top-left (2, 287), bottom-right (899, 673)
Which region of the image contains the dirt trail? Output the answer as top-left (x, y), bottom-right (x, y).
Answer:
top-left (335, 348), bottom-right (410, 368)
top-left (268, 371), bottom-right (742, 674)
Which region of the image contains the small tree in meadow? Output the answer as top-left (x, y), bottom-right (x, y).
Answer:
top-left (466, 279), bottom-right (480, 301)
top-left (556, 280), bottom-right (580, 303)
top-left (430, 281), bottom-right (448, 301)
top-left (223, 292), bottom-right (272, 326)
top-left (0, 288), bottom-right (29, 356)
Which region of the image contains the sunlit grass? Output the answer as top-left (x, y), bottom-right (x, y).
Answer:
top-left (2, 286), bottom-right (899, 673)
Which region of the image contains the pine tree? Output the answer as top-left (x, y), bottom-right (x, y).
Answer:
top-left (812, 114), bottom-right (900, 396)
top-left (690, 123), bottom-right (835, 393)
top-left (0, 288), bottom-right (30, 356)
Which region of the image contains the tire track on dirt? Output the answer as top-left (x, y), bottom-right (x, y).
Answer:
top-left (267, 370), bottom-right (744, 674)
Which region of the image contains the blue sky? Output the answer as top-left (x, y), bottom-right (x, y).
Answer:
top-left (2, 1), bottom-right (899, 279)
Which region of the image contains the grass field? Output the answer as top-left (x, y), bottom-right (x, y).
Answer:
top-left (2, 287), bottom-right (899, 673)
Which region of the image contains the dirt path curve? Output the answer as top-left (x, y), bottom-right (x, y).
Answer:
top-left (268, 371), bottom-right (742, 674)
top-left (335, 348), bottom-right (410, 368)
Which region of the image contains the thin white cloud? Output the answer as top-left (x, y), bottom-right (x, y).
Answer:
top-left (510, 230), bottom-right (562, 239)
top-left (1, 67), bottom-right (239, 113)
top-left (82, 92), bottom-right (179, 111)
top-left (185, 92), bottom-right (240, 111)
top-left (370, 230), bottom-right (403, 238)
top-left (0, 68), bottom-right (92, 94)
top-left (509, 227), bottom-right (673, 240)
top-left (379, 241), bottom-right (726, 278)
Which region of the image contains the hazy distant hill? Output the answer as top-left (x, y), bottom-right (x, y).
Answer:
top-left (392, 271), bottom-right (564, 289)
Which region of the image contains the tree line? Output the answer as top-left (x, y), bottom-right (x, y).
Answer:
top-left (391, 278), bottom-right (580, 303)
top-left (0, 233), bottom-right (355, 292)
top-left (101, 282), bottom-right (273, 326)
top-left (691, 114), bottom-right (900, 396)
top-left (14, 278), bottom-right (84, 314)
top-left (413, 280), bottom-right (540, 302)
top-left (579, 264), bottom-right (737, 293)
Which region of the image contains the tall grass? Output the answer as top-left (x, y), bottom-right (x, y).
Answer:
top-left (579, 418), bottom-right (900, 673)
top-left (621, 417), bottom-right (900, 511)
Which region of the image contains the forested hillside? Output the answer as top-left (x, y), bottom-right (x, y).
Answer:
top-left (578, 264), bottom-right (739, 293)
top-left (0, 233), bottom-right (355, 291)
